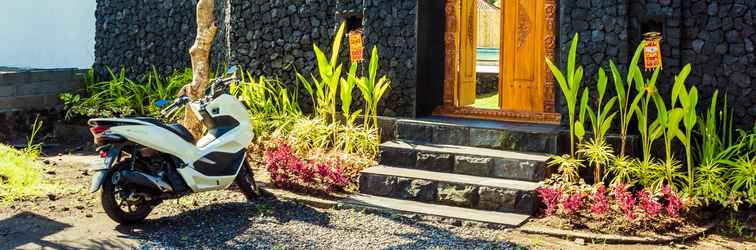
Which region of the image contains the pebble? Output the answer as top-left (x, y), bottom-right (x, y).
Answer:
top-left (135, 191), bottom-right (521, 249)
top-left (574, 238), bottom-right (585, 245)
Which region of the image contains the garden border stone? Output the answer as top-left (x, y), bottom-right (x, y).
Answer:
top-left (517, 221), bottom-right (718, 244)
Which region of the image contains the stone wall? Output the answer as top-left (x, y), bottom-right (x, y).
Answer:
top-left (226, 0), bottom-right (417, 117)
top-left (680, 0), bottom-right (756, 129)
top-left (0, 69), bottom-right (86, 145)
top-left (95, 0), bottom-right (417, 117)
top-left (558, 0), bottom-right (755, 129)
top-left (94, 0), bottom-right (229, 78)
top-left (0, 69), bottom-right (85, 111)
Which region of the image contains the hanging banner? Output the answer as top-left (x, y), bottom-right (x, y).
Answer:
top-left (348, 30), bottom-right (364, 63)
top-left (643, 32), bottom-right (663, 71)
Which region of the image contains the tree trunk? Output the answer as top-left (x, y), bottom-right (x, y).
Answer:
top-left (180, 0), bottom-right (218, 137)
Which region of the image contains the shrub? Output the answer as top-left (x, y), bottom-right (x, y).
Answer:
top-left (264, 140), bottom-right (347, 193)
top-left (536, 186), bottom-right (563, 216)
top-left (637, 189), bottom-right (662, 217)
top-left (60, 67), bottom-right (189, 120)
top-left (590, 185), bottom-right (609, 215)
top-left (0, 144), bottom-right (57, 203)
top-left (562, 191), bottom-right (585, 215)
top-left (611, 183), bottom-right (636, 220)
top-left (661, 185), bottom-right (683, 217)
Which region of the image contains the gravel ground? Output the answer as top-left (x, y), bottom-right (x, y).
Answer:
top-left (132, 191), bottom-right (521, 250)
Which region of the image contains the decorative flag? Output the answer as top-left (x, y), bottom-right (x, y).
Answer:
top-left (643, 32), bottom-right (663, 71)
top-left (348, 29), bottom-right (364, 63)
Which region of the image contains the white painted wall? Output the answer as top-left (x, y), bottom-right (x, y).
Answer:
top-left (0, 0), bottom-right (96, 69)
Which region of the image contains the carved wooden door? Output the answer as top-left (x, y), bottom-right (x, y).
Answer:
top-left (457, 0), bottom-right (477, 106)
top-left (500, 0), bottom-right (545, 112)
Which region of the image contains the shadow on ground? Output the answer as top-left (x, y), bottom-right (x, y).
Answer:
top-left (113, 195), bottom-right (333, 248)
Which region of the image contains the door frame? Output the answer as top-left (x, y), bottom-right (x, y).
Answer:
top-left (433, 0), bottom-right (561, 124)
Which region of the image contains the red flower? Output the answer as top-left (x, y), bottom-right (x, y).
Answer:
top-left (661, 185), bottom-right (682, 217)
top-left (536, 186), bottom-right (563, 216)
top-left (591, 185), bottom-right (609, 215)
top-left (637, 189), bottom-right (662, 217)
top-left (264, 141), bottom-right (347, 192)
top-left (562, 191), bottom-right (584, 215)
top-left (612, 183), bottom-right (636, 220)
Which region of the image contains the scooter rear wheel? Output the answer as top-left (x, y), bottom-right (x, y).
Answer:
top-left (101, 162), bottom-right (153, 224)
top-left (234, 160), bottom-right (260, 201)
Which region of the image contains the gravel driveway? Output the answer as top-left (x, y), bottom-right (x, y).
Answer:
top-left (133, 192), bottom-right (521, 250)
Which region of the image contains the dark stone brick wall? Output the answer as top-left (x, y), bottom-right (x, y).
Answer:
top-left (557, 0), bottom-right (631, 126)
top-left (680, 0), bottom-right (756, 129)
top-left (558, 0), bottom-right (755, 129)
top-left (96, 0), bottom-right (417, 117)
top-left (94, 0), bottom-right (229, 78)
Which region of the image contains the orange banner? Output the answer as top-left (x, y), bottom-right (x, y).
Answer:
top-left (348, 30), bottom-right (364, 62)
top-left (643, 32), bottom-right (662, 71)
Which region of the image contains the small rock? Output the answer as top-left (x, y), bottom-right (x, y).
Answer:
top-left (46, 170), bottom-right (56, 175)
top-left (85, 214), bottom-right (93, 218)
top-left (42, 160), bottom-right (51, 165)
top-left (47, 193), bottom-right (57, 201)
top-left (80, 170), bottom-right (89, 176)
top-left (574, 238), bottom-right (585, 245)
top-left (61, 207), bottom-right (70, 211)
top-left (75, 205), bottom-right (85, 210)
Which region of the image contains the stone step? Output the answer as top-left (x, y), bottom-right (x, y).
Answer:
top-left (393, 117), bottom-right (560, 154)
top-left (359, 166), bottom-right (540, 215)
top-left (339, 194), bottom-right (530, 227)
top-left (380, 140), bottom-right (548, 181)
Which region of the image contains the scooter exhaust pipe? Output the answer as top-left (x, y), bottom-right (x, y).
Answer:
top-left (114, 170), bottom-right (174, 193)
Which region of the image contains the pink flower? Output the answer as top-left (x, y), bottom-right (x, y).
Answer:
top-left (612, 183), bottom-right (636, 220)
top-left (637, 189), bottom-right (662, 217)
top-left (661, 185), bottom-right (682, 217)
top-left (591, 185), bottom-right (609, 215)
top-left (536, 186), bottom-right (563, 216)
top-left (562, 191), bottom-right (584, 215)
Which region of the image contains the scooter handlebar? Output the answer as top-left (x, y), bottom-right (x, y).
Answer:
top-left (160, 96), bottom-right (190, 116)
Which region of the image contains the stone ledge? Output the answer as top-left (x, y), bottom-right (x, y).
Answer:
top-left (379, 140), bottom-right (547, 181)
top-left (518, 222), bottom-right (717, 244)
top-left (359, 167), bottom-right (539, 214)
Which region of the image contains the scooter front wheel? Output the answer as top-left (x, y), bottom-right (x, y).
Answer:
top-left (234, 160), bottom-right (260, 201)
top-left (101, 165), bottom-right (153, 224)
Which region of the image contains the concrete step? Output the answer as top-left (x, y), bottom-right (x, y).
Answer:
top-left (393, 117), bottom-right (560, 154)
top-left (339, 194), bottom-right (530, 227)
top-left (380, 140), bottom-right (548, 181)
top-left (359, 166), bottom-right (540, 215)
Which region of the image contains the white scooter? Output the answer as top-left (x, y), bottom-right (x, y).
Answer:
top-left (87, 66), bottom-right (259, 224)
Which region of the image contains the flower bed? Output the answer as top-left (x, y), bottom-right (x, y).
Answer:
top-left (536, 33), bottom-right (756, 238)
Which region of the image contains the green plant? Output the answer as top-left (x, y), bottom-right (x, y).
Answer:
top-left (340, 64), bottom-right (362, 128)
top-left (546, 155), bottom-right (584, 183)
top-left (609, 43), bottom-right (644, 157)
top-left (668, 64), bottom-right (698, 193)
top-left (606, 155), bottom-right (637, 185)
top-left (629, 64), bottom-right (661, 187)
top-left (0, 120), bottom-right (57, 203)
top-left (297, 22), bottom-right (347, 122)
top-left (232, 72), bottom-right (303, 141)
top-left (354, 46), bottom-right (391, 130)
top-left (578, 68), bottom-right (617, 182)
top-left (645, 65), bottom-right (688, 191)
top-left (722, 126), bottom-right (756, 207)
top-left (60, 67), bottom-right (189, 120)
top-left (545, 33), bottom-right (584, 156)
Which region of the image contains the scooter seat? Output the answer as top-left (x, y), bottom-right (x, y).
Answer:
top-left (132, 117), bottom-right (195, 143)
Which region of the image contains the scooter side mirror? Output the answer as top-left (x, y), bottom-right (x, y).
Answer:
top-left (155, 99), bottom-right (169, 107)
top-left (225, 65), bottom-right (238, 75)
